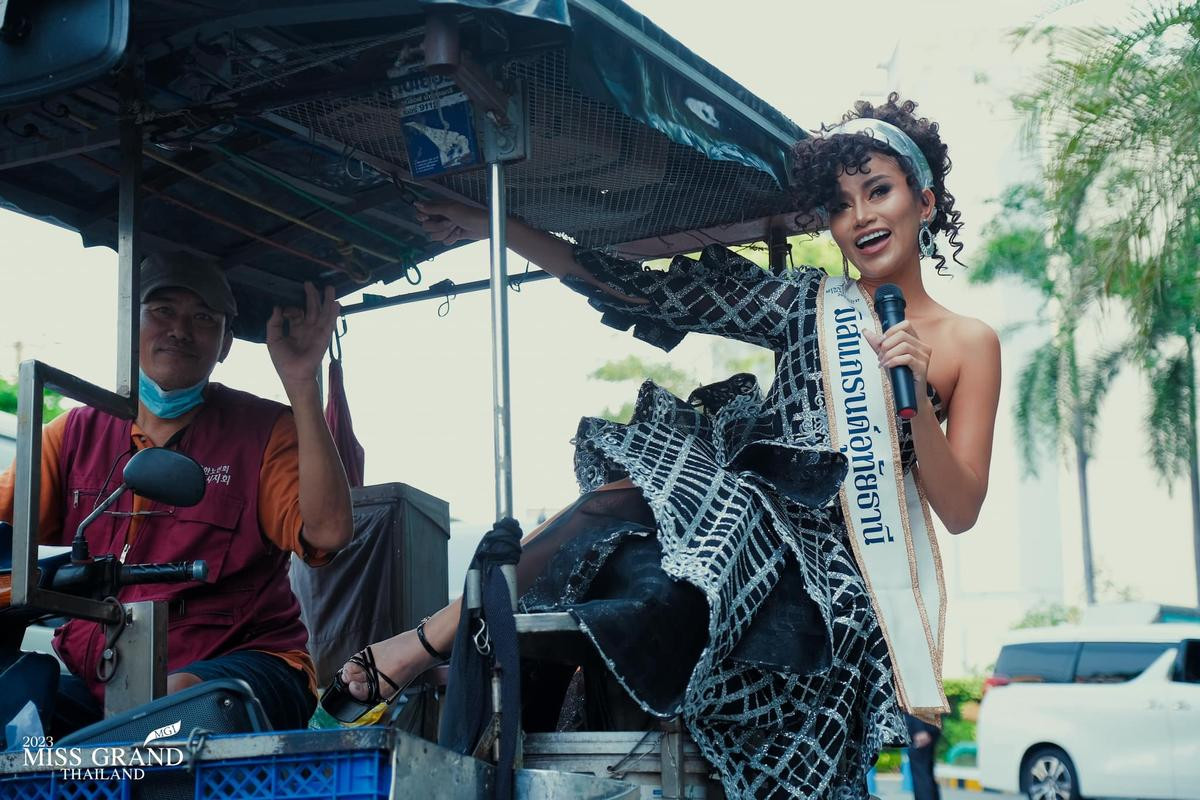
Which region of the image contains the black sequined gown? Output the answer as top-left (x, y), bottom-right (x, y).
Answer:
top-left (521, 245), bottom-right (943, 799)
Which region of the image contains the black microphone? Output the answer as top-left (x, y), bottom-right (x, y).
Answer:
top-left (873, 284), bottom-right (918, 420)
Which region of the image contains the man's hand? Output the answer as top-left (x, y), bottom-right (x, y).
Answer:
top-left (266, 282), bottom-right (353, 555)
top-left (415, 200), bottom-right (489, 244)
top-left (266, 283), bottom-right (340, 392)
top-left (912, 731), bottom-right (934, 749)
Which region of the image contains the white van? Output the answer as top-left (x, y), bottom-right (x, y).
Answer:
top-left (977, 623), bottom-right (1200, 800)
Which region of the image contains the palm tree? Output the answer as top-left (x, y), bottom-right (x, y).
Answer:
top-left (971, 183), bottom-right (1120, 605)
top-left (1016, 1), bottom-right (1200, 603)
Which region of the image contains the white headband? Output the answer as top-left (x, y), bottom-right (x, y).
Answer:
top-left (823, 118), bottom-right (935, 190)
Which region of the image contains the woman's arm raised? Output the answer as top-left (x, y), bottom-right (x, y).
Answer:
top-left (417, 200), bottom-right (646, 304)
top-left (417, 200), bottom-right (803, 353)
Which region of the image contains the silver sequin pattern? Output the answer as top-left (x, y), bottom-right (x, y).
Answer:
top-left (567, 246), bottom-right (915, 798)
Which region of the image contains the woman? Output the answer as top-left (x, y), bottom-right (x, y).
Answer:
top-left (331, 94), bottom-right (1000, 798)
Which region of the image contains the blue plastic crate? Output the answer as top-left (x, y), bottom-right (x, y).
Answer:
top-left (0, 774), bottom-right (128, 800)
top-left (2, 731), bottom-right (391, 800)
top-left (0, 775), bottom-right (54, 800)
top-left (196, 748), bottom-right (389, 800)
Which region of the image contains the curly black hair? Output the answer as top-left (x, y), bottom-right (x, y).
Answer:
top-left (789, 93), bottom-right (965, 275)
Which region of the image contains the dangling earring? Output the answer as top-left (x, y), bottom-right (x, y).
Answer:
top-left (918, 218), bottom-right (936, 260)
top-left (842, 253), bottom-right (850, 275)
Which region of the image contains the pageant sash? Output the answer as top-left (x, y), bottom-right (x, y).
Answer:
top-left (817, 276), bottom-right (949, 721)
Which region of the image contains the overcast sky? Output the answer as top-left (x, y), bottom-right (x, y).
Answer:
top-left (1, 0), bottom-right (1191, 672)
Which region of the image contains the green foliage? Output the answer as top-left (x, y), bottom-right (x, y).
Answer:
top-left (589, 356), bottom-right (698, 423)
top-left (790, 236), bottom-right (846, 275)
top-left (939, 717), bottom-right (977, 764)
top-left (970, 227), bottom-right (1054, 297)
top-left (1093, 567), bottom-right (1143, 602)
top-left (943, 676), bottom-right (984, 707)
top-left (1015, 2), bottom-right (1200, 343)
top-left (723, 234), bottom-right (846, 276)
top-left (1011, 341), bottom-right (1061, 478)
top-left (1015, 2), bottom-right (1200, 547)
top-left (589, 356), bottom-right (696, 392)
top-left (0, 376), bottom-right (67, 422)
top-left (972, 181), bottom-right (1123, 481)
top-left (873, 750), bottom-right (903, 773)
top-left (969, 183), bottom-right (1056, 296)
top-left (1012, 602), bottom-right (1082, 630)
top-left (873, 677), bottom-right (985, 770)
top-left (937, 675), bottom-right (985, 762)
top-left (1145, 346), bottom-right (1192, 484)
top-left (710, 339), bottom-right (775, 390)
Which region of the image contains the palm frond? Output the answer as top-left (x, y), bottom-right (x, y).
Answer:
top-left (1144, 348), bottom-right (1193, 487)
top-left (1079, 341), bottom-right (1133, 455)
top-left (1017, 1), bottom-right (1200, 331)
top-left (1014, 339), bottom-right (1065, 478)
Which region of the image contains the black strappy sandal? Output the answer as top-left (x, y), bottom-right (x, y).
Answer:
top-left (320, 645), bottom-right (411, 724)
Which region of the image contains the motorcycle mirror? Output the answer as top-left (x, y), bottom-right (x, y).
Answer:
top-left (122, 447), bottom-right (206, 508)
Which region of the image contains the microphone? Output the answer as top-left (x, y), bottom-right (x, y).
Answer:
top-left (873, 284), bottom-right (918, 420)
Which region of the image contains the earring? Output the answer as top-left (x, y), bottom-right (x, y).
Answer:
top-left (842, 253), bottom-right (850, 274)
top-left (918, 219), bottom-right (936, 259)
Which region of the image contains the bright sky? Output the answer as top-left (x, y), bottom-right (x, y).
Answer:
top-left (1, 0), bottom-right (1193, 674)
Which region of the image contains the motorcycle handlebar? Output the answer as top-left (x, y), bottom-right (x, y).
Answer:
top-left (118, 561), bottom-right (208, 585)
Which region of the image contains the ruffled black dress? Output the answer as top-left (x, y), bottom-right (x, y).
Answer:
top-left (521, 245), bottom-right (936, 799)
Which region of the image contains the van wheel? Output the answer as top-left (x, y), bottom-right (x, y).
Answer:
top-left (1021, 746), bottom-right (1081, 800)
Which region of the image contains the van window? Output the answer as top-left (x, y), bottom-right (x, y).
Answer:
top-left (994, 642), bottom-right (1078, 683)
top-left (1074, 642), bottom-right (1171, 684)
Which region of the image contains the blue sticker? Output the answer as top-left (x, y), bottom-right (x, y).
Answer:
top-left (397, 69), bottom-right (481, 179)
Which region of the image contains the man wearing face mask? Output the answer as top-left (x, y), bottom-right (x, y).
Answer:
top-left (0, 252), bottom-right (353, 734)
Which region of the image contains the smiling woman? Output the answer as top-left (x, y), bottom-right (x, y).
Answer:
top-left (330, 93), bottom-right (1000, 800)
top-left (792, 94), bottom-right (965, 277)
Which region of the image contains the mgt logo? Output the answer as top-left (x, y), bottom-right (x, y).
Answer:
top-left (143, 720), bottom-right (181, 745)
top-left (24, 720), bottom-right (187, 781)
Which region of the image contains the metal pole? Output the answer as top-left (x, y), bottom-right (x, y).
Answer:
top-left (116, 112), bottom-right (141, 399)
top-left (339, 269), bottom-right (552, 316)
top-left (488, 161), bottom-right (513, 520)
top-left (768, 227), bottom-right (787, 373)
top-left (11, 360), bottom-right (43, 607)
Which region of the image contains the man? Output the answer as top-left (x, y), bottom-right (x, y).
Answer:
top-left (906, 713), bottom-right (942, 800)
top-left (0, 252), bottom-right (353, 733)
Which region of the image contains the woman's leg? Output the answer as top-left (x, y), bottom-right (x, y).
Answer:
top-left (341, 479), bottom-right (645, 701)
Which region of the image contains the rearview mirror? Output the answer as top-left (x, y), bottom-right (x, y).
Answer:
top-left (1176, 639), bottom-right (1200, 684)
top-left (122, 447), bottom-right (205, 508)
top-left (0, 0), bottom-right (128, 104)
top-left (1171, 642), bottom-right (1200, 686)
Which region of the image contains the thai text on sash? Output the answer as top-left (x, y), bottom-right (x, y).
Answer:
top-left (832, 304), bottom-right (894, 548)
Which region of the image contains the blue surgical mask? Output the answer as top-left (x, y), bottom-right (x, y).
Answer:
top-left (138, 370), bottom-right (207, 419)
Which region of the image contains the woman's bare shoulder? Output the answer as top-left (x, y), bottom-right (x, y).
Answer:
top-left (948, 312), bottom-right (999, 347)
top-left (942, 313), bottom-right (1001, 393)
top-left (927, 311), bottom-right (999, 391)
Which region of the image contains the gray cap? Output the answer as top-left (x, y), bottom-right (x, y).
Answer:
top-left (140, 252), bottom-right (238, 317)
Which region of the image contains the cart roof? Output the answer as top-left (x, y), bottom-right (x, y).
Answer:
top-left (0, 0), bottom-right (810, 336)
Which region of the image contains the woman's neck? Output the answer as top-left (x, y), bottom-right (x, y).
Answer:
top-left (855, 261), bottom-right (934, 317)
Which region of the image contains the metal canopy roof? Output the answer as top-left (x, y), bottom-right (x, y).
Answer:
top-left (0, 0), bottom-right (809, 337)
